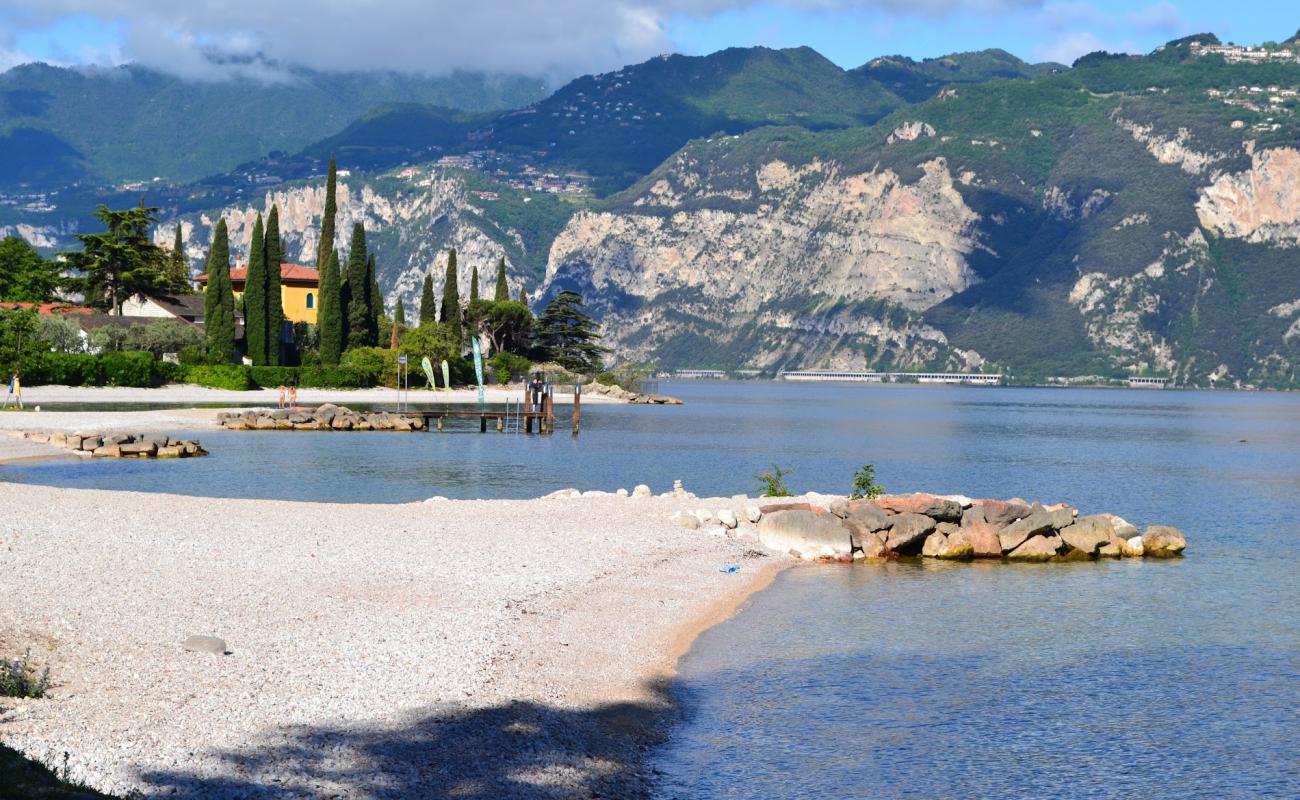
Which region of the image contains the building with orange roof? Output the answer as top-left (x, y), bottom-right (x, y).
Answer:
top-left (197, 262), bottom-right (320, 324)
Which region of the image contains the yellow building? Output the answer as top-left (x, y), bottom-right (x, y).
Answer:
top-left (199, 263), bottom-right (320, 324)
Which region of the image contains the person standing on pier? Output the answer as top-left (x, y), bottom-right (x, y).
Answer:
top-left (529, 373), bottom-right (545, 410)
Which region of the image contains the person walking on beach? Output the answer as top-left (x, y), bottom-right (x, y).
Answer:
top-left (3, 371), bottom-right (21, 410)
top-left (288, 374), bottom-right (298, 408)
top-left (278, 384), bottom-right (287, 409)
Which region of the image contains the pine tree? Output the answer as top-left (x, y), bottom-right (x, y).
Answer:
top-left (318, 249), bottom-right (344, 366)
top-left (469, 264), bottom-right (480, 303)
top-left (202, 219), bottom-right (236, 362)
top-left (395, 297), bottom-right (406, 327)
top-left (441, 248), bottom-right (462, 345)
top-left (419, 273), bottom-right (436, 325)
top-left (243, 214), bottom-right (268, 365)
top-left (535, 290), bottom-right (608, 373)
top-left (367, 253), bottom-right (382, 345)
top-left (265, 204), bottom-right (284, 365)
top-left (345, 223), bottom-right (370, 349)
top-left (316, 156), bottom-right (337, 271)
top-left (168, 224), bottom-right (189, 291)
top-left (493, 257), bottom-right (509, 302)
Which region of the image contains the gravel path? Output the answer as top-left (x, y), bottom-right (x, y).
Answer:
top-left (0, 485), bottom-right (785, 798)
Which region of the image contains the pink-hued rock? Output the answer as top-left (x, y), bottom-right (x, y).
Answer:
top-left (937, 529), bottom-right (975, 559)
top-left (855, 531), bottom-right (888, 559)
top-left (875, 493), bottom-right (963, 521)
top-left (961, 519), bottom-right (1003, 558)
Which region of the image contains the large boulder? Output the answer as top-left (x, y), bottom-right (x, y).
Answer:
top-left (998, 509), bottom-right (1074, 552)
top-left (1099, 513), bottom-right (1140, 540)
top-left (1122, 536), bottom-right (1145, 557)
top-left (1142, 525), bottom-right (1186, 557)
top-left (853, 530), bottom-right (888, 559)
top-left (1058, 515), bottom-right (1115, 555)
top-left (757, 510), bottom-right (853, 560)
top-left (885, 513), bottom-right (936, 552)
top-left (1007, 534), bottom-right (1062, 562)
top-left (980, 499), bottom-right (1032, 527)
top-left (921, 532), bottom-right (949, 557)
top-left (938, 529), bottom-right (976, 560)
top-left (841, 503), bottom-right (893, 541)
top-left (876, 493), bottom-right (963, 521)
top-left (961, 519), bottom-right (1003, 558)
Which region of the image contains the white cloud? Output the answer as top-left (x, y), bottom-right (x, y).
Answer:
top-left (1128, 1), bottom-right (1182, 35)
top-left (1033, 30), bottom-right (1106, 63)
top-left (0, 1), bottom-right (1044, 80)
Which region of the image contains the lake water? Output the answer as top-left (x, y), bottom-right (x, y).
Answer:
top-left (5, 382), bottom-right (1299, 797)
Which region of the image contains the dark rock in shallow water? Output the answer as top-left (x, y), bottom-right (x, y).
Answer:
top-left (961, 519), bottom-right (1003, 558)
top-left (981, 499), bottom-right (1032, 527)
top-left (1007, 534), bottom-right (1062, 561)
top-left (1059, 515), bottom-right (1115, 554)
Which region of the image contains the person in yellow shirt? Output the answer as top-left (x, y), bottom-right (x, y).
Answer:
top-left (4, 371), bottom-right (21, 410)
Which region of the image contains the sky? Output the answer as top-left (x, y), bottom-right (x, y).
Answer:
top-left (0, 1), bottom-right (1292, 82)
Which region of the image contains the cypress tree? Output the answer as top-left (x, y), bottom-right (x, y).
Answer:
top-left (517, 283), bottom-right (527, 305)
top-left (203, 219), bottom-right (236, 362)
top-left (395, 297), bottom-right (406, 327)
top-left (265, 204), bottom-right (284, 365)
top-left (168, 224), bottom-right (189, 290)
top-left (469, 263), bottom-right (480, 303)
top-left (367, 252), bottom-right (382, 345)
top-left (318, 249), bottom-right (344, 366)
top-left (244, 214), bottom-right (268, 365)
top-left (316, 156), bottom-right (337, 271)
top-left (345, 223), bottom-right (370, 349)
top-left (418, 273), bottom-right (436, 325)
top-left (493, 257), bottom-right (508, 302)
top-left (441, 248), bottom-right (462, 345)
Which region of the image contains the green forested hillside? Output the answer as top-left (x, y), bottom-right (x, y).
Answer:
top-left (0, 63), bottom-right (547, 190)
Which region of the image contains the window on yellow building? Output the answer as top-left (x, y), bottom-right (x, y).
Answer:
top-left (306, 292), bottom-right (315, 309)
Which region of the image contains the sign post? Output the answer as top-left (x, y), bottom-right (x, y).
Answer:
top-left (397, 354), bottom-right (409, 411)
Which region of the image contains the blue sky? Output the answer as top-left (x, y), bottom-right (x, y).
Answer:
top-left (0, 2), bottom-right (1293, 79)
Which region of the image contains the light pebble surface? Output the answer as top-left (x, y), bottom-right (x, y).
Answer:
top-left (0, 483), bottom-right (785, 798)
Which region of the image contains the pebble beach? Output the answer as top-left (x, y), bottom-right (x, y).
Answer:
top-left (0, 482), bottom-right (784, 798)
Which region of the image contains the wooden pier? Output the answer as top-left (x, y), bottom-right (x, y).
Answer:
top-left (398, 383), bottom-right (580, 435)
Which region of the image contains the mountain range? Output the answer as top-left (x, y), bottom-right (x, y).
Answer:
top-left (5, 33), bottom-right (1300, 387)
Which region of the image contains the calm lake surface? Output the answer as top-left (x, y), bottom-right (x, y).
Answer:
top-left (6, 382), bottom-right (1299, 797)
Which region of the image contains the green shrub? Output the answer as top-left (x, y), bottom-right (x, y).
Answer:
top-left (298, 366), bottom-right (369, 388)
top-left (755, 464), bottom-right (794, 497)
top-left (178, 345), bottom-right (207, 365)
top-left (0, 650), bottom-right (49, 699)
top-left (594, 371), bottom-right (617, 386)
top-left (249, 366), bottom-right (298, 388)
top-left (99, 351), bottom-right (155, 387)
top-left (341, 347), bottom-right (402, 388)
top-left (849, 464), bottom-right (885, 500)
top-left (23, 352), bottom-right (99, 386)
top-left (489, 351), bottom-right (531, 384)
top-left (182, 364), bottom-right (255, 390)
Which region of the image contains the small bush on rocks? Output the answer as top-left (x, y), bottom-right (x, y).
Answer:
top-left (850, 463), bottom-right (885, 500)
top-left (0, 650), bottom-right (50, 699)
top-left (755, 463), bottom-right (794, 497)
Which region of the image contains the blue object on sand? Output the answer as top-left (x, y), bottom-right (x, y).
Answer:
top-left (718, 564), bottom-right (740, 573)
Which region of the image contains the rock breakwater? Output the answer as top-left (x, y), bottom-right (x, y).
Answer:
top-left (756, 492), bottom-right (1186, 562)
top-left (23, 431), bottom-right (207, 458)
top-left (219, 404), bottom-right (427, 431)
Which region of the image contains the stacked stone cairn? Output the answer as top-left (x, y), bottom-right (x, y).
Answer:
top-left (218, 404), bottom-right (427, 432)
top-left (25, 431), bottom-right (207, 458)
top-left (755, 492), bottom-right (1186, 563)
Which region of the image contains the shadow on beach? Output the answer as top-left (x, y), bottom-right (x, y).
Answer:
top-left (135, 688), bottom-right (673, 799)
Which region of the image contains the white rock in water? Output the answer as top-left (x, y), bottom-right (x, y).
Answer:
top-left (716, 510), bottom-right (739, 529)
top-left (632, 484), bottom-right (652, 497)
top-left (745, 505), bottom-right (762, 523)
top-left (616, 488), bottom-right (629, 497)
top-left (1123, 535), bottom-right (1145, 557)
